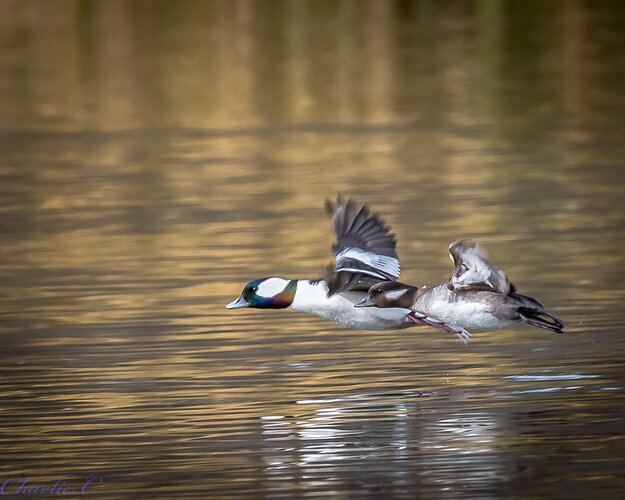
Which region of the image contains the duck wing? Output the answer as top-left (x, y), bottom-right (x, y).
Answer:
top-left (447, 240), bottom-right (511, 296)
top-left (323, 196), bottom-right (400, 296)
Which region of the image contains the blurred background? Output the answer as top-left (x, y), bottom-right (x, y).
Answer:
top-left (1, 1), bottom-right (624, 498)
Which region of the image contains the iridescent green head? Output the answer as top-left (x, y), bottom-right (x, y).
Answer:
top-left (225, 278), bottom-right (297, 310)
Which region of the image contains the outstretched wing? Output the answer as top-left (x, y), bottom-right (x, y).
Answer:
top-left (323, 196), bottom-right (400, 295)
top-left (447, 240), bottom-right (510, 296)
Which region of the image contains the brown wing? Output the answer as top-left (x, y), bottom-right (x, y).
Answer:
top-left (447, 240), bottom-right (510, 296)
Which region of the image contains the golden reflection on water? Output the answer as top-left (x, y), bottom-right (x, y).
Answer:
top-left (1, 1), bottom-right (625, 498)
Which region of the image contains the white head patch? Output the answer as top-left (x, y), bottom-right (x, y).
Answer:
top-left (256, 278), bottom-right (289, 298)
top-left (384, 288), bottom-right (409, 300)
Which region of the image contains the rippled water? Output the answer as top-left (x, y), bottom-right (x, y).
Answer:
top-left (1, 1), bottom-right (624, 498)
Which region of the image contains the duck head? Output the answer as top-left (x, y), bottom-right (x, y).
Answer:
top-left (355, 281), bottom-right (415, 309)
top-left (226, 277), bottom-right (297, 309)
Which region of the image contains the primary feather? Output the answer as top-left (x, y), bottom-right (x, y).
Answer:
top-left (324, 196), bottom-right (401, 295)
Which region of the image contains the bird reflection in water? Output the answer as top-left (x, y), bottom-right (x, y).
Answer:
top-left (258, 393), bottom-right (509, 496)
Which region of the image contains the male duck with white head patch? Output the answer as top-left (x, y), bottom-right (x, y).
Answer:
top-left (226, 197), bottom-right (466, 334)
top-left (355, 240), bottom-right (564, 342)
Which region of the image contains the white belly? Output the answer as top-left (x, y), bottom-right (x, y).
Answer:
top-left (325, 300), bottom-right (411, 330)
top-left (425, 300), bottom-right (515, 331)
top-left (291, 281), bottom-right (411, 330)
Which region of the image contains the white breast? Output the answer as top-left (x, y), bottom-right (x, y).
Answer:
top-left (291, 280), bottom-right (411, 330)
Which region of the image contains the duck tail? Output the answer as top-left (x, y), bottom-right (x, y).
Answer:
top-left (518, 307), bottom-right (565, 334)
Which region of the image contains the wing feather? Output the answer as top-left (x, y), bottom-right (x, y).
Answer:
top-left (448, 240), bottom-right (510, 295)
top-left (323, 196), bottom-right (401, 295)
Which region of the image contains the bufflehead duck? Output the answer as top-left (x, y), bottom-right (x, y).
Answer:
top-left (226, 197), bottom-right (464, 333)
top-left (356, 240), bottom-right (564, 343)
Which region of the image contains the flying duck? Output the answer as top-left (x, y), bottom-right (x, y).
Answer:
top-left (355, 239), bottom-right (564, 343)
top-left (226, 197), bottom-right (465, 334)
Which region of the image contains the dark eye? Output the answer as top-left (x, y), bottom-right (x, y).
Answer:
top-left (250, 286), bottom-right (258, 293)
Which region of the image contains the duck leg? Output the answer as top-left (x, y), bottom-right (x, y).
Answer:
top-left (408, 311), bottom-right (471, 345)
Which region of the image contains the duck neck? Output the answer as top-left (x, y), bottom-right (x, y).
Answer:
top-left (290, 280), bottom-right (329, 313)
top-left (272, 279), bottom-right (298, 308)
top-left (390, 285), bottom-right (420, 309)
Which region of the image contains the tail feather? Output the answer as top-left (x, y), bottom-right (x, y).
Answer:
top-left (518, 307), bottom-right (565, 334)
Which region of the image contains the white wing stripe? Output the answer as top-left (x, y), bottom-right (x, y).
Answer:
top-left (335, 267), bottom-right (388, 280)
top-left (336, 247), bottom-right (400, 279)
